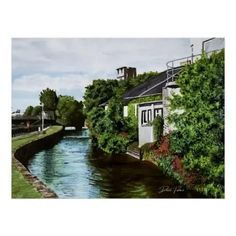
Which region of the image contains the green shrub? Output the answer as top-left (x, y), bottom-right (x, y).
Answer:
top-left (142, 151), bottom-right (155, 161)
top-left (98, 133), bottom-right (129, 154)
top-left (152, 115), bottom-right (164, 145)
top-left (168, 50), bottom-right (224, 197)
top-left (83, 72), bottom-right (161, 155)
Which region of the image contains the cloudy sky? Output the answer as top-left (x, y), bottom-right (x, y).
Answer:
top-left (12, 38), bottom-right (192, 111)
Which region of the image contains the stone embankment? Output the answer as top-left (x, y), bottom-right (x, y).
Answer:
top-left (12, 126), bottom-right (64, 198)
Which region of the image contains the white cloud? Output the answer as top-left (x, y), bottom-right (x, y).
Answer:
top-left (12, 38), bottom-right (191, 110)
top-left (12, 73), bottom-right (92, 93)
top-left (12, 38), bottom-right (191, 77)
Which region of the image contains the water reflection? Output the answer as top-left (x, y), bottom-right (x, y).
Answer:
top-left (28, 130), bottom-right (203, 198)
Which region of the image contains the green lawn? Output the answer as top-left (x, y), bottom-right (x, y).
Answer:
top-left (12, 166), bottom-right (42, 198)
top-left (12, 125), bottom-right (63, 198)
top-left (12, 125), bottom-right (63, 151)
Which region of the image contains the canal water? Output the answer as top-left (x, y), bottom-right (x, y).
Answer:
top-left (28, 129), bottom-right (203, 198)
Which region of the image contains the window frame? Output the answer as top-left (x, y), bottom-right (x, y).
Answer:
top-left (141, 109), bottom-right (152, 126)
top-left (141, 110), bottom-right (147, 125)
top-left (154, 108), bottom-right (163, 118)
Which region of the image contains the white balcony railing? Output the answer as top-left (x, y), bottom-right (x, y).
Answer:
top-left (166, 49), bottom-right (222, 83)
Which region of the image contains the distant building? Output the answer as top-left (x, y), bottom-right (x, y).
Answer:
top-left (12, 109), bottom-right (23, 118)
top-left (116, 66), bottom-right (136, 80)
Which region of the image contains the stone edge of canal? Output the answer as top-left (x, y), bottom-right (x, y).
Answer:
top-left (12, 126), bottom-right (64, 198)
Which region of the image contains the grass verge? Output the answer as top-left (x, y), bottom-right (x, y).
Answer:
top-left (12, 125), bottom-right (63, 198)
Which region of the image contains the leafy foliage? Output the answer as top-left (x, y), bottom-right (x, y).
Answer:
top-left (23, 105), bottom-right (33, 116)
top-left (83, 72), bottom-right (159, 154)
top-left (22, 88), bottom-right (85, 130)
top-left (39, 88), bottom-right (58, 112)
top-left (120, 71), bottom-right (159, 91)
top-left (86, 107), bottom-right (106, 136)
top-left (83, 79), bottom-right (119, 114)
top-left (31, 105), bottom-right (42, 117)
top-left (152, 115), bottom-right (164, 145)
top-left (56, 96), bottom-right (84, 129)
top-left (98, 133), bottom-right (129, 154)
top-left (168, 50), bottom-right (224, 197)
top-left (94, 94), bottom-right (130, 154)
top-left (127, 95), bottom-right (162, 141)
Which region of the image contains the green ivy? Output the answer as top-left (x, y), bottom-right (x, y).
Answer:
top-left (142, 151), bottom-right (185, 184)
top-left (168, 50), bottom-right (224, 197)
top-left (128, 94), bottom-right (162, 109)
top-left (127, 95), bottom-right (162, 140)
top-left (152, 115), bottom-right (164, 145)
top-left (84, 72), bottom-right (160, 154)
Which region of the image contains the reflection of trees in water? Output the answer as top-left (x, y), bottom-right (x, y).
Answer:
top-left (40, 145), bottom-right (65, 185)
top-left (86, 150), bottom-right (184, 198)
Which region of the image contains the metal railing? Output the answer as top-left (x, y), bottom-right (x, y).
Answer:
top-left (166, 49), bottom-right (222, 83)
top-left (166, 53), bottom-right (201, 83)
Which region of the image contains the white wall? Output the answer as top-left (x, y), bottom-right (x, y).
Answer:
top-left (123, 105), bottom-right (128, 117)
top-left (190, 38), bottom-right (225, 55)
top-left (138, 103), bottom-right (163, 147)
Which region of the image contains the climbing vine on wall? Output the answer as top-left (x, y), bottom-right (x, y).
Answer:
top-left (127, 94), bottom-right (162, 141)
top-left (152, 115), bottom-right (164, 145)
top-left (83, 72), bottom-right (161, 154)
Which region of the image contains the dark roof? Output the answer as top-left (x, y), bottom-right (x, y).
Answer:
top-left (99, 67), bottom-right (182, 107)
top-left (122, 70), bottom-right (166, 102)
top-left (123, 67), bottom-right (182, 104)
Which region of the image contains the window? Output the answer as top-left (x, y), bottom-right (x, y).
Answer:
top-left (141, 110), bottom-right (147, 125)
top-left (154, 108), bottom-right (163, 118)
top-left (141, 109), bottom-right (152, 125)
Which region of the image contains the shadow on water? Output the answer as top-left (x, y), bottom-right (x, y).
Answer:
top-left (28, 130), bottom-right (205, 198)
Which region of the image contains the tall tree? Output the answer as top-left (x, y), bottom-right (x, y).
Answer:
top-left (83, 79), bottom-right (118, 113)
top-left (39, 88), bottom-right (58, 111)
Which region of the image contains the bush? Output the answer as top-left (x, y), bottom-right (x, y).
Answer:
top-left (152, 115), bottom-right (164, 145)
top-left (142, 150), bottom-right (156, 161)
top-left (98, 133), bottom-right (129, 154)
top-left (168, 50), bottom-right (224, 197)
